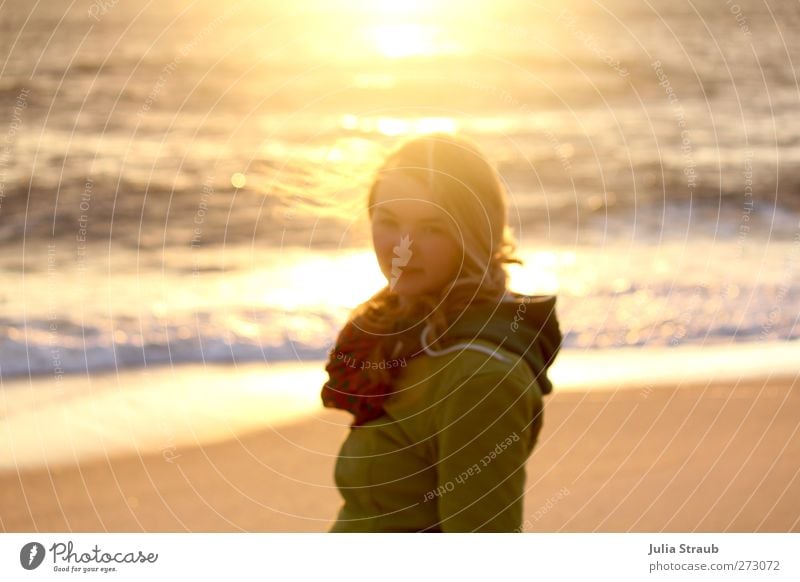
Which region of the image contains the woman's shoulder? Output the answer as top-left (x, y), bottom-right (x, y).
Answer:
top-left (429, 339), bottom-right (543, 445)
top-left (428, 339), bottom-right (538, 395)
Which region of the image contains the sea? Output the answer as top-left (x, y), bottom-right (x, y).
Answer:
top-left (1, 0), bottom-right (798, 381)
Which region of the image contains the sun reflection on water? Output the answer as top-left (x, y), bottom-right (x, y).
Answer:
top-left (367, 23), bottom-right (443, 59)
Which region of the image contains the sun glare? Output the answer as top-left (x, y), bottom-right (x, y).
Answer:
top-left (323, 0), bottom-right (441, 17)
top-left (367, 23), bottom-right (440, 59)
top-left (311, 0), bottom-right (478, 60)
top-left (341, 115), bottom-right (458, 136)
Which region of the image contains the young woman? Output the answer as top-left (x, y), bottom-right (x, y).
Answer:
top-left (321, 133), bottom-right (562, 532)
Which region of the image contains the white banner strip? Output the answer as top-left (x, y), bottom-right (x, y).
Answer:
top-left (2, 533), bottom-right (798, 581)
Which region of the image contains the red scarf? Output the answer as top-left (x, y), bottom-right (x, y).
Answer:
top-left (321, 317), bottom-right (420, 427)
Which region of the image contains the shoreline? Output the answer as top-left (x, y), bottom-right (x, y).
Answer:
top-left (2, 340), bottom-right (800, 471)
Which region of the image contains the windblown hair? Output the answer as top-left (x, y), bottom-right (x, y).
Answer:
top-left (350, 133), bottom-right (523, 387)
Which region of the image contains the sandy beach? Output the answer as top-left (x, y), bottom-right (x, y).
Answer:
top-left (1, 366), bottom-right (797, 532)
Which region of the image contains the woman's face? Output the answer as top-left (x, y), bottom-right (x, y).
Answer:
top-left (371, 170), bottom-right (462, 298)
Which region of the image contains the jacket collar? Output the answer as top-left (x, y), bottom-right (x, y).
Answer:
top-left (421, 292), bottom-right (562, 395)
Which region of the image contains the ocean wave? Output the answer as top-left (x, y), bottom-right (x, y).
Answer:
top-left (3, 279), bottom-right (798, 379)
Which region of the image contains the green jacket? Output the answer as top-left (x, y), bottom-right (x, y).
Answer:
top-left (330, 293), bottom-right (562, 532)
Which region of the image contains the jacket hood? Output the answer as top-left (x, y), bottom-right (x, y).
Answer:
top-left (423, 292), bottom-right (562, 395)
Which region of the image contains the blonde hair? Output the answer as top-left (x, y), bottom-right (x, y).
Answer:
top-left (350, 133), bottom-right (522, 386)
